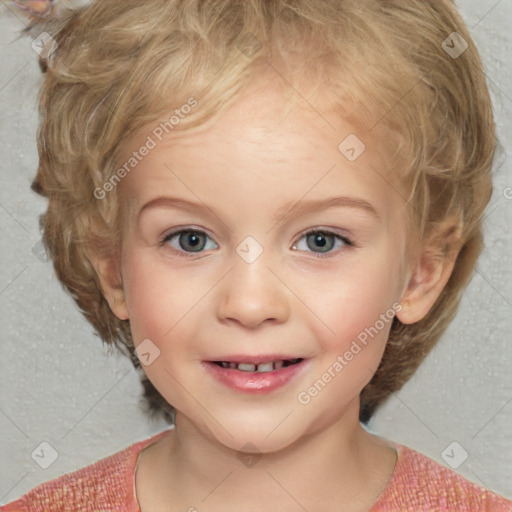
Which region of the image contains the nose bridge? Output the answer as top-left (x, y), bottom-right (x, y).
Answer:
top-left (216, 238), bottom-right (291, 328)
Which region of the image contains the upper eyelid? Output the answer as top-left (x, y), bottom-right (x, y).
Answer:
top-left (161, 225), bottom-right (217, 244)
top-left (295, 226), bottom-right (353, 243)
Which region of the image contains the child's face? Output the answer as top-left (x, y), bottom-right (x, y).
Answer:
top-left (113, 78), bottom-right (411, 453)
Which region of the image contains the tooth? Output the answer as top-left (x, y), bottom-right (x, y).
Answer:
top-left (220, 362), bottom-right (229, 368)
top-left (274, 360), bottom-right (283, 370)
top-left (257, 362), bottom-right (274, 372)
top-left (237, 363), bottom-right (256, 372)
top-left (229, 362), bottom-right (237, 369)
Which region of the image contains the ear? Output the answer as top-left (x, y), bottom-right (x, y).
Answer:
top-left (90, 254), bottom-right (130, 321)
top-left (397, 220), bottom-right (462, 325)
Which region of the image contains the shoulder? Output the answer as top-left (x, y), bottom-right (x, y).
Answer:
top-left (372, 443), bottom-right (512, 511)
top-left (0, 430), bottom-right (171, 512)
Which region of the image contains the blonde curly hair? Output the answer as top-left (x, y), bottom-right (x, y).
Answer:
top-left (28, 0), bottom-right (495, 424)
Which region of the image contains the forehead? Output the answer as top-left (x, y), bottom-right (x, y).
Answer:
top-left (116, 75), bottom-right (407, 224)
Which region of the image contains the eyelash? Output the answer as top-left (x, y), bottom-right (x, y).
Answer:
top-left (159, 227), bottom-right (354, 259)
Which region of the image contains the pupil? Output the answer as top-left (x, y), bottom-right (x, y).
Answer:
top-left (315, 235), bottom-right (326, 247)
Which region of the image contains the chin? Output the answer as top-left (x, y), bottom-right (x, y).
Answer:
top-left (193, 410), bottom-right (307, 457)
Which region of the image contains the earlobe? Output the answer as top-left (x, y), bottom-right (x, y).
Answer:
top-left (108, 291), bottom-right (130, 321)
top-left (397, 223), bottom-right (461, 325)
top-left (91, 255), bottom-right (130, 321)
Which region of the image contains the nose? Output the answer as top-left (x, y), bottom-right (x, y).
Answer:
top-left (216, 251), bottom-right (291, 329)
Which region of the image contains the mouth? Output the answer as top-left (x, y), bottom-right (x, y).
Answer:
top-left (212, 358), bottom-right (304, 373)
top-left (204, 356), bottom-right (309, 394)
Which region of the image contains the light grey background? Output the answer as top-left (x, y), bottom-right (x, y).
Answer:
top-left (1, 0), bottom-right (511, 504)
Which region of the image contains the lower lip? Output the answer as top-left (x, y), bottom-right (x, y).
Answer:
top-left (203, 360), bottom-right (309, 394)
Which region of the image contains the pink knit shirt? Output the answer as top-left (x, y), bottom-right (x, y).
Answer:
top-left (2, 429), bottom-right (511, 511)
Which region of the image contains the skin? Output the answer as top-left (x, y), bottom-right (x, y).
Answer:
top-left (94, 73), bottom-right (457, 511)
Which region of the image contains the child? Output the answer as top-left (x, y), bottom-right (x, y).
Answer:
top-left (2, 0), bottom-right (511, 510)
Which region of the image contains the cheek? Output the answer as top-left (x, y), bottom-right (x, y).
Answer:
top-left (120, 253), bottom-right (205, 401)
top-left (121, 251), bottom-right (216, 367)
top-left (120, 252), bottom-right (187, 344)
top-left (297, 278), bottom-right (399, 415)
top-left (312, 263), bottom-right (400, 350)
top-left (300, 256), bottom-right (403, 402)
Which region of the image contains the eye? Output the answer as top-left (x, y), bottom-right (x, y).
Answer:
top-left (159, 227), bottom-right (352, 259)
top-left (293, 229), bottom-right (353, 258)
top-left (160, 229), bottom-right (218, 256)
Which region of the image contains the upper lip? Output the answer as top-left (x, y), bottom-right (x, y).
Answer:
top-left (207, 355), bottom-right (304, 365)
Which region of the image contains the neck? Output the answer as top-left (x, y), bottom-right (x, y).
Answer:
top-left (154, 399), bottom-right (397, 511)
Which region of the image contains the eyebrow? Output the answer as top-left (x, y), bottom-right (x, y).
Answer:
top-left (271, 196), bottom-right (380, 223)
top-left (138, 195), bottom-right (380, 223)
